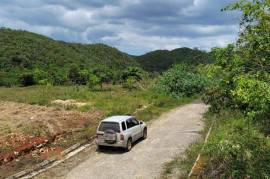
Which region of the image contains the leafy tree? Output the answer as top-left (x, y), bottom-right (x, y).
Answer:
top-left (121, 67), bottom-right (143, 81)
top-left (204, 0), bottom-right (270, 120)
top-left (33, 68), bottom-right (47, 83)
top-left (78, 70), bottom-right (89, 85)
top-left (88, 74), bottom-right (101, 90)
top-left (122, 76), bottom-right (137, 90)
top-left (68, 64), bottom-right (80, 84)
top-left (157, 64), bottom-right (209, 98)
top-left (92, 67), bottom-right (113, 88)
top-left (51, 70), bottom-right (67, 85)
top-left (223, 0), bottom-right (270, 73)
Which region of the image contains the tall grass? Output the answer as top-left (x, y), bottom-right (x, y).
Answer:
top-left (0, 85), bottom-right (198, 122)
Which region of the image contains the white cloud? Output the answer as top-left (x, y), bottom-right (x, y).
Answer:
top-left (0, 0), bottom-right (240, 55)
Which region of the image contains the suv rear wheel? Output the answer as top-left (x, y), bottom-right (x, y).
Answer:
top-left (126, 138), bottom-right (132, 151)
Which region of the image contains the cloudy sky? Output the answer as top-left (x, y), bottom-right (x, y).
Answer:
top-left (0, 0), bottom-right (240, 55)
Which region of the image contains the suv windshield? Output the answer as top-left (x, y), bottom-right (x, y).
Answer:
top-left (98, 122), bottom-right (120, 133)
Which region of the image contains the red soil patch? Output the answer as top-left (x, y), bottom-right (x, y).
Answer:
top-left (0, 136), bottom-right (49, 164)
top-left (39, 146), bottom-right (64, 160)
top-left (0, 101), bottom-right (104, 165)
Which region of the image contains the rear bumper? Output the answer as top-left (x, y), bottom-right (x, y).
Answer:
top-left (96, 139), bottom-right (126, 148)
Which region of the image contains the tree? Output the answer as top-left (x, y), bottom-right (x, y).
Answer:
top-left (88, 74), bottom-right (101, 90)
top-left (223, 0), bottom-right (270, 72)
top-left (122, 76), bottom-right (137, 90)
top-left (33, 68), bottom-right (47, 84)
top-left (121, 67), bottom-right (144, 82)
top-left (92, 67), bottom-right (113, 88)
top-left (157, 64), bottom-right (209, 98)
top-left (78, 70), bottom-right (89, 85)
top-left (68, 64), bottom-right (80, 84)
top-left (204, 0), bottom-right (270, 122)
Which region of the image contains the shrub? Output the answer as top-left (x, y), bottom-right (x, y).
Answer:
top-left (78, 70), bottom-right (89, 85)
top-left (122, 76), bottom-right (137, 90)
top-left (92, 67), bottom-right (113, 88)
top-left (20, 72), bottom-right (35, 86)
top-left (0, 72), bottom-right (17, 87)
top-left (88, 74), bottom-right (101, 90)
top-left (33, 68), bottom-right (47, 83)
top-left (68, 64), bottom-right (80, 84)
top-left (202, 118), bottom-right (270, 178)
top-left (157, 64), bottom-right (209, 98)
top-left (121, 67), bottom-right (144, 81)
top-left (37, 79), bottom-right (51, 86)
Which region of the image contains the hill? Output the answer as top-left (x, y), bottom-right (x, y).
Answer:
top-left (136, 47), bottom-right (212, 72)
top-left (0, 28), bottom-right (137, 69)
top-left (0, 28), bottom-right (211, 86)
top-left (0, 28), bottom-right (138, 86)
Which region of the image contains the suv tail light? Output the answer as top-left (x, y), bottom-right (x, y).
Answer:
top-left (120, 134), bottom-right (124, 141)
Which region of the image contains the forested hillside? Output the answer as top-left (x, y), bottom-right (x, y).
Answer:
top-left (0, 28), bottom-right (212, 86)
top-left (136, 47), bottom-right (212, 72)
top-left (0, 28), bottom-right (138, 86)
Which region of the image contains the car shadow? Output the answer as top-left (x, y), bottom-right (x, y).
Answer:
top-left (97, 138), bottom-right (144, 154)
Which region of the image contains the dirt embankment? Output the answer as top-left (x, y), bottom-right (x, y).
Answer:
top-left (0, 101), bottom-right (103, 177)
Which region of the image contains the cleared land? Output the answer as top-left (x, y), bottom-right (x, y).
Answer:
top-left (0, 101), bottom-right (103, 178)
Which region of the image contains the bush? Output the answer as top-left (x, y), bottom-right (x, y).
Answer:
top-left (68, 64), bottom-right (80, 84)
top-left (0, 72), bottom-right (17, 87)
top-left (20, 72), bottom-right (35, 86)
top-left (121, 67), bottom-right (144, 81)
top-left (88, 74), bottom-right (101, 90)
top-left (37, 79), bottom-right (51, 86)
top-left (33, 68), bottom-right (47, 83)
top-left (78, 70), bottom-right (89, 85)
top-left (92, 67), bottom-right (113, 88)
top-left (202, 118), bottom-right (270, 178)
top-left (157, 64), bottom-right (209, 98)
top-left (122, 76), bottom-right (137, 90)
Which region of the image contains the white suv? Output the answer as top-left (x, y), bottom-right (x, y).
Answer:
top-left (96, 115), bottom-right (147, 151)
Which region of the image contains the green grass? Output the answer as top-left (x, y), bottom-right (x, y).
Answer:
top-left (162, 110), bottom-right (270, 178)
top-left (0, 85), bottom-right (198, 122)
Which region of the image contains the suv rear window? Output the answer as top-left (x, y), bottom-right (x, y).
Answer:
top-left (98, 122), bottom-right (120, 133)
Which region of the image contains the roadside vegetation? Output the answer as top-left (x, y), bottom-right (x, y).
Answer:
top-left (162, 0), bottom-right (270, 178)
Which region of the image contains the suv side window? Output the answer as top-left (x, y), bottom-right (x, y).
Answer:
top-left (131, 118), bottom-right (139, 126)
top-left (126, 119), bottom-right (132, 129)
top-left (121, 121), bottom-right (127, 131)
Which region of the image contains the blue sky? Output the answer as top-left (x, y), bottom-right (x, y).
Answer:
top-left (0, 0), bottom-right (240, 55)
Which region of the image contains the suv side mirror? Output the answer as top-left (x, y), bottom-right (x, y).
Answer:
top-left (139, 121), bottom-right (143, 125)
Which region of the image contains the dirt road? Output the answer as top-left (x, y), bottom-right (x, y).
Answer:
top-left (37, 101), bottom-right (208, 179)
